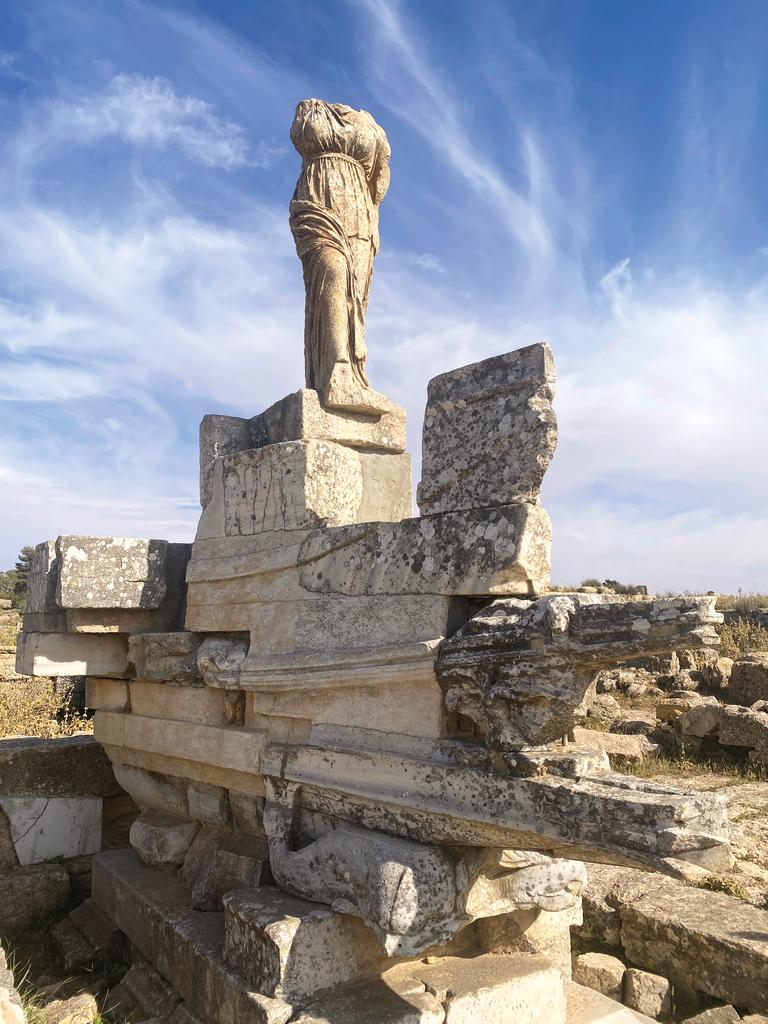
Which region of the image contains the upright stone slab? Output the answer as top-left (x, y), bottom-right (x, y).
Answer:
top-left (417, 342), bottom-right (557, 515)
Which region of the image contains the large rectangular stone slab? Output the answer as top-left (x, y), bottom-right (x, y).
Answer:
top-left (222, 442), bottom-right (411, 535)
top-left (0, 735), bottom-right (120, 798)
top-left (56, 536), bottom-right (170, 609)
top-left (0, 796), bottom-right (101, 865)
top-left (222, 888), bottom-right (388, 999)
top-left (92, 849), bottom-right (293, 1024)
top-left (297, 504), bottom-right (551, 597)
top-left (250, 389), bottom-right (406, 453)
top-left (243, 594), bottom-right (467, 658)
top-left (417, 342), bottom-right (557, 515)
top-left (16, 631), bottom-right (130, 678)
top-left (619, 883), bottom-right (768, 1013)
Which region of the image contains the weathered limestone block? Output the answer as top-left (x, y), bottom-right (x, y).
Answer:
top-left (417, 343), bottom-right (557, 515)
top-left (242, 595), bottom-right (466, 661)
top-left (222, 441), bottom-right (411, 535)
top-left (437, 594), bottom-right (722, 750)
top-left (291, 964), bottom-right (445, 1024)
top-left (130, 811), bottom-right (199, 867)
top-left (623, 968), bottom-right (673, 1020)
top-left (475, 902), bottom-right (582, 978)
top-left (129, 632), bottom-right (202, 684)
top-left (113, 764), bottom-right (189, 818)
top-left (719, 704), bottom-right (768, 753)
top-left (0, 795), bottom-right (101, 864)
top-left (56, 536), bottom-right (168, 608)
top-left (86, 677), bottom-right (131, 712)
top-left (572, 952), bottom-right (626, 1000)
top-left (297, 503), bottom-right (551, 597)
top-left (0, 862), bottom-right (71, 930)
top-left (246, 673), bottom-right (444, 740)
top-left (107, 961), bottom-right (180, 1023)
top-left (251, 388), bottom-right (407, 453)
top-left (566, 983), bottom-right (655, 1024)
top-left (222, 888), bottom-right (389, 998)
top-left (0, 735), bottom-right (120, 798)
top-left (682, 1008), bottom-right (740, 1024)
top-left (129, 681), bottom-right (244, 728)
top-left (182, 827), bottom-right (269, 911)
top-left (16, 631), bottom-right (130, 678)
top-left (727, 652), bottom-right (768, 706)
top-left (619, 884), bottom-right (768, 1013)
top-left (675, 703), bottom-right (722, 738)
top-left (570, 730), bottom-right (659, 763)
top-left (260, 738), bottom-right (730, 871)
top-left (25, 540), bottom-right (61, 614)
top-left (199, 413), bottom-right (252, 509)
top-left (92, 849), bottom-right (294, 1024)
top-left (412, 954), bottom-right (566, 1024)
top-left (37, 992), bottom-right (99, 1024)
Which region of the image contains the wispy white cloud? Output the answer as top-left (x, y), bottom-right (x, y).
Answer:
top-left (16, 73), bottom-right (255, 171)
top-left (356, 0), bottom-right (553, 263)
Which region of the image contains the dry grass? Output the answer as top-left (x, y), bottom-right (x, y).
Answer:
top-left (611, 750), bottom-right (768, 784)
top-left (0, 678), bottom-right (91, 739)
top-left (718, 617), bottom-right (768, 660)
top-left (715, 592), bottom-right (768, 613)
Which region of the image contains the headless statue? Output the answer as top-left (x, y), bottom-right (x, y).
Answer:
top-left (290, 98), bottom-right (391, 415)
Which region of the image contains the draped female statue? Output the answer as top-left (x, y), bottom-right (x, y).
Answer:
top-left (290, 98), bottom-right (391, 415)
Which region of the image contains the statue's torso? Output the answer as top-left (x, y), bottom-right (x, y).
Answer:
top-left (291, 100), bottom-right (380, 244)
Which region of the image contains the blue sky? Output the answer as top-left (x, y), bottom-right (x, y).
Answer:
top-left (1, 0), bottom-right (767, 592)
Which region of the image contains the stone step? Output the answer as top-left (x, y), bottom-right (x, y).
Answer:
top-left (295, 954), bottom-right (567, 1024)
top-left (91, 848), bottom-right (293, 1024)
top-left (107, 961), bottom-right (181, 1021)
top-left (566, 983), bottom-right (655, 1024)
top-left (52, 897), bottom-right (126, 973)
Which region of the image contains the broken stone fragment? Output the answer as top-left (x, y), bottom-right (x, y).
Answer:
top-left (417, 342), bottom-right (557, 515)
top-left (572, 952), bottom-right (626, 1001)
top-left (129, 811), bottom-right (199, 868)
top-left (623, 968), bottom-right (673, 1020)
top-left (437, 593), bottom-right (722, 749)
top-left (129, 631), bottom-right (202, 685)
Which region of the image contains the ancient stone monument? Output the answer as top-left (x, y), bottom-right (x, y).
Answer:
top-left (16, 99), bottom-right (731, 1024)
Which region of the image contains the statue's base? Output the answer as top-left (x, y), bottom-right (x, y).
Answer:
top-left (90, 848), bottom-right (605, 1024)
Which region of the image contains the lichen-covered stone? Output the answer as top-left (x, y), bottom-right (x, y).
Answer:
top-left (623, 968), bottom-right (672, 1020)
top-left (438, 593), bottom-right (722, 749)
top-left (298, 503), bottom-right (551, 597)
top-left (728, 652), bottom-right (768, 706)
top-left (417, 343), bottom-right (557, 515)
top-left (56, 536), bottom-right (169, 609)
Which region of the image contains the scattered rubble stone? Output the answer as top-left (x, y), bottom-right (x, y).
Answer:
top-left (623, 968), bottom-right (672, 1020)
top-left (728, 653), bottom-right (768, 706)
top-left (572, 952), bottom-right (625, 1000)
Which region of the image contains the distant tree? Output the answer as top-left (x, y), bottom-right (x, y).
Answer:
top-left (0, 569), bottom-right (17, 601)
top-left (12, 546), bottom-right (35, 610)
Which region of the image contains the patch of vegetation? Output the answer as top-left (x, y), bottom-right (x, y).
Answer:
top-left (611, 748), bottom-right (768, 784)
top-left (718, 617), bottom-right (768, 660)
top-left (0, 679), bottom-right (92, 739)
top-left (715, 591), bottom-right (768, 614)
top-left (697, 875), bottom-right (751, 900)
